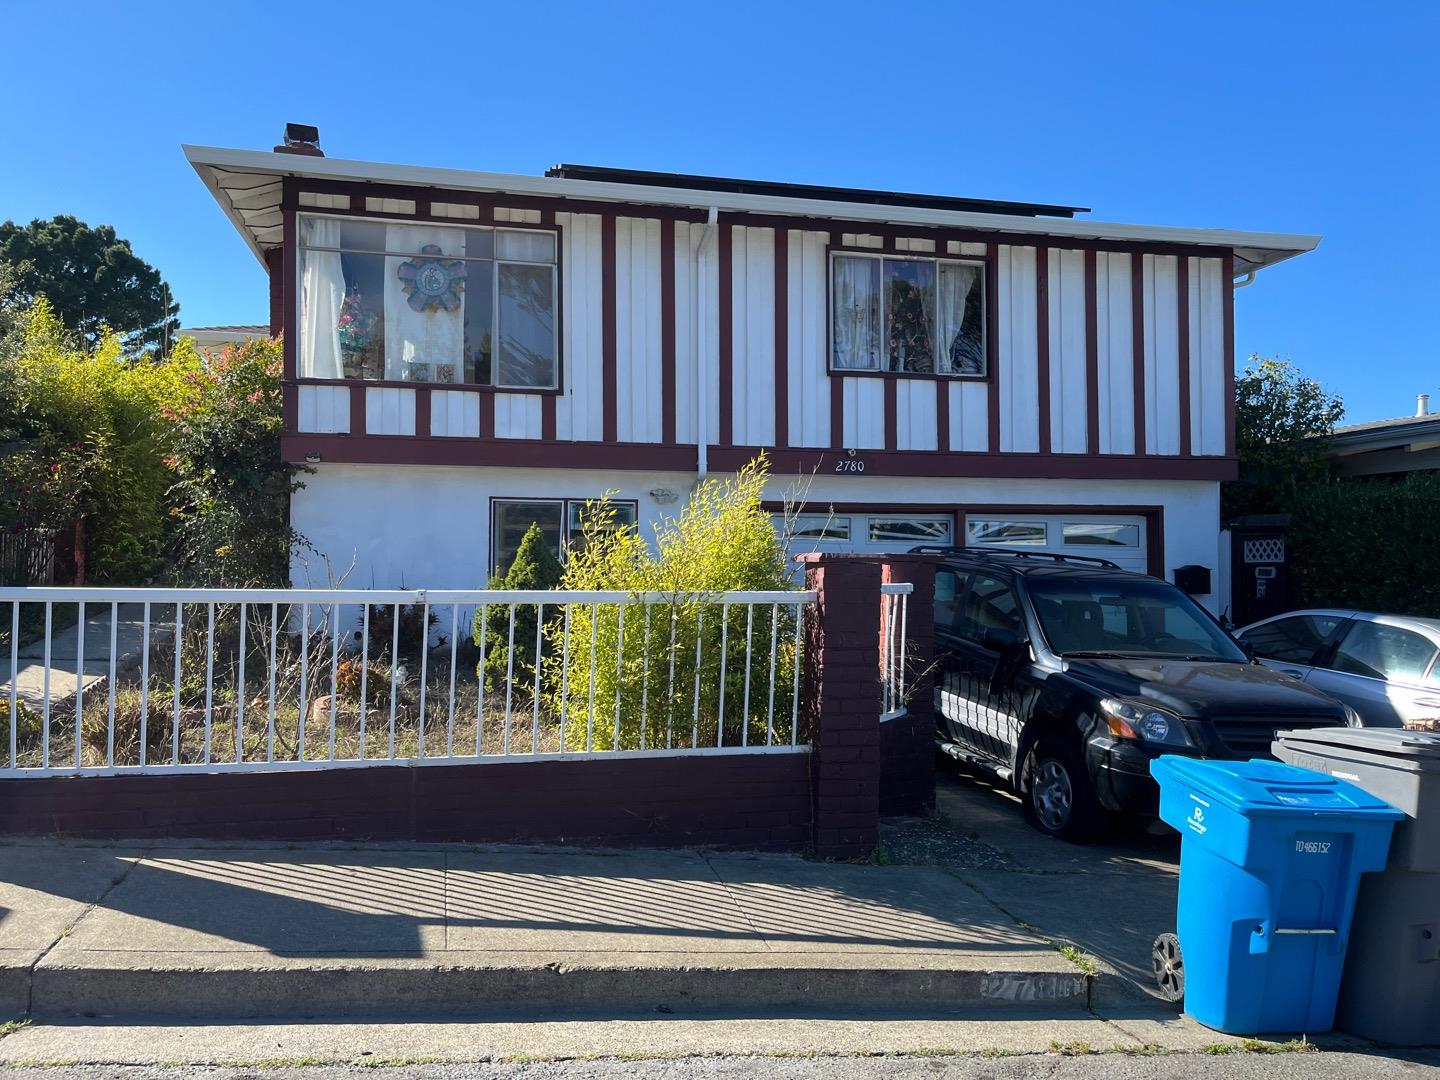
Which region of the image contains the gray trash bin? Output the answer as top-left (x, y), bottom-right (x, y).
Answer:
top-left (1273, 728), bottom-right (1440, 1046)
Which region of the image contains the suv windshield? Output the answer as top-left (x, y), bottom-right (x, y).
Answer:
top-left (1025, 576), bottom-right (1246, 662)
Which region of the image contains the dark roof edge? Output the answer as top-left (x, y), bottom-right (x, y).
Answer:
top-left (545, 164), bottom-right (1087, 219)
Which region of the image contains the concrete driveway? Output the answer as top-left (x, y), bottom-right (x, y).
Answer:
top-left (880, 759), bottom-right (1180, 1003)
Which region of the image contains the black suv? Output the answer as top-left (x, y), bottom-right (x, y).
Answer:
top-left (919, 547), bottom-right (1352, 841)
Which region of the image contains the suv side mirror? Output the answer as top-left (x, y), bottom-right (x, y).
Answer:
top-left (983, 627), bottom-right (1026, 655)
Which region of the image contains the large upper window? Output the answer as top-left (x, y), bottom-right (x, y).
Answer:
top-left (831, 253), bottom-right (985, 376)
top-left (298, 215), bottom-right (558, 389)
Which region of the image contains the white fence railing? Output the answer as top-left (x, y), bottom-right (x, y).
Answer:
top-left (879, 582), bottom-right (913, 722)
top-left (1, 587), bottom-right (815, 777)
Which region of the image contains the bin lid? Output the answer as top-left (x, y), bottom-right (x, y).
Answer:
top-left (1150, 755), bottom-right (1404, 817)
top-left (1273, 728), bottom-right (1440, 771)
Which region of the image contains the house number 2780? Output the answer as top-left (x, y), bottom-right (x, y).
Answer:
top-left (834, 459), bottom-right (866, 473)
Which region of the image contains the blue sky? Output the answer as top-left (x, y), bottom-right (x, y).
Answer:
top-left (3, 1), bottom-right (1434, 422)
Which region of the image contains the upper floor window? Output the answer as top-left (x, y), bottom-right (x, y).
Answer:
top-left (831, 253), bottom-right (985, 377)
top-left (298, 215), bottom-right (558, 389)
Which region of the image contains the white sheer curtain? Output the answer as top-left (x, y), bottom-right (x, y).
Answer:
top-left (938, 263), bottom-right (982, 375)
top-left (384, 224), bottom-right (467, 381)
top-left (300, 218), bottom-right (345, 379)
top-left (831, 256), bottom-right (881, 370)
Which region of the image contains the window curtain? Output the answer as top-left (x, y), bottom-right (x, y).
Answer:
top-left (938, 264), bottom-right (982, 375)
top-left (300, 218), bottom-right (345, 379)
top-left (832, 256), bottom-right (881, 369)
top-left (384, 224), bottom-right (467, 382)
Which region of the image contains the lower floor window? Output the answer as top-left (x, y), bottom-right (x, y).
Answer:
top-left (491, 498), bottom-right (638, 575)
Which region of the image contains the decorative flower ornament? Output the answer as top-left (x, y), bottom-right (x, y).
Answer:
top-left (397, 244), bottom-right (467, 313)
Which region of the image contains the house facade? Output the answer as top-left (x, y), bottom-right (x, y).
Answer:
top-left (187, 134), bottom-right (1318, 608)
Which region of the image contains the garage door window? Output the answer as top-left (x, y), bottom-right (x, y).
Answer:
top-left (867, 517), bottom-right (952, 545)
top-left (1062, 523), bottom-right (1139, 547)
top-left (968, 520), bottom-right (1046, 546)
top-left (782, 514), bottom-right (851, 541)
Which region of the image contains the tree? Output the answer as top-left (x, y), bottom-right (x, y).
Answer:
top-left (1225, 356), bottom-right (1345, 518)
top-left (475, 522), bottom-right (565, 693)
top-left (0, 215), bottom-right (179, 354)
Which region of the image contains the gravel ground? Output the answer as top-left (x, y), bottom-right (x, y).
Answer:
top-left (878, 813), bottom-right (1017, 871)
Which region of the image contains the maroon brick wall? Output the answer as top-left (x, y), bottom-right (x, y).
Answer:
top-left (800, 555), bottom-right (882, 860)
top-left (0, 751), bottom-right (812, 850)
top-left (878, 557), bottom-right (938, 817)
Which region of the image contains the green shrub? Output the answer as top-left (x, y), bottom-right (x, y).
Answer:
top-left (545, 455), bottom-right (800, 751)
top-left (1287, 474), bottom-right (1440, 617)
top-left (475, 523), bottom-right (564, 694)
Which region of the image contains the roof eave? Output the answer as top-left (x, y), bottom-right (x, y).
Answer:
top-left (183, 144), bottom-right (1321, 274)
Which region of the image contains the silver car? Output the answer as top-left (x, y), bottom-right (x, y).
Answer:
top-left (1235, 609), bottom-right (1440, 728)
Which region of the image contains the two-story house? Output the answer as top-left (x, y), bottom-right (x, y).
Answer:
top-left (186, 128), bottom-right (1317, 609)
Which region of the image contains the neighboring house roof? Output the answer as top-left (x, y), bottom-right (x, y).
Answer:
top-left (183, 144), bottom-right (1321, 275)
top-left (1326, 411), bottom-right (1440, 476)
top-left (181, 324), bottom-right (269, 348)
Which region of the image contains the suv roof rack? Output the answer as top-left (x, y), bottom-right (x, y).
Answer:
top-left (907, 545), bottom-right (1124, 571)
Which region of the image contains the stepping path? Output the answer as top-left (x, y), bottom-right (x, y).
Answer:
top-left (2, 603), bottom-right (171, 713)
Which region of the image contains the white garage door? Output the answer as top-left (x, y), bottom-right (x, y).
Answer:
top-left (777, 510), bottom-right (1150, 576)
top-left (963, 513), bottom-right (1149, 575)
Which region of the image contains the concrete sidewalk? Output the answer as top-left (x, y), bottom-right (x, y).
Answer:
top-left (0, 839), bottom-right (1090, 1022)
top-left (2, 603), bottom-right (169, 711)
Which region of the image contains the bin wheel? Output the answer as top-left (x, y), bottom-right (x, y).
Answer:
top-left (1152, 933), bottom-right (1184, 1002)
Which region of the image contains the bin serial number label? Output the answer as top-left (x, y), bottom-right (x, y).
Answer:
top-left (1295, 840), bottom-right (1332, 854)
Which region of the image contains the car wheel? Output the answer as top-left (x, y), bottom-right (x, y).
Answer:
top-left (1024, 738), bottom-right (1106, 842)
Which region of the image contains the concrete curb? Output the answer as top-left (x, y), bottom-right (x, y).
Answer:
top-left (30, 962), bottom-right (1091, 1021)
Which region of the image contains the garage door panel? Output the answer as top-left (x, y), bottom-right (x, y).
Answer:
top-left (964, 513), bottom-right (1149, 574)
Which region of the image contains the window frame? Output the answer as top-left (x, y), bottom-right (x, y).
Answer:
top-left (826, 248), bottom-right (989, 381)
top-left (488, 496), bottom-right (639, 575)
top-left (294, 211), bottom-right (562, 393)
top-left (1326, 619), bottom-right (1440, 687)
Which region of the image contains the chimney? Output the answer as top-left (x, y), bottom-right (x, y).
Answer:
top-left (274, 123), bottom-right (323, 157)
top-left (1419, 394), bottom-right (1431, 418)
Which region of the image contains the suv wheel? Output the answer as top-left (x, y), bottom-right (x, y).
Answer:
top-left (1024, 738), bottom-right (1105, 842)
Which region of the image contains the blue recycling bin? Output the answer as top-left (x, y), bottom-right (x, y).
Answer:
top-left (1149, 756), bottom-right (1402, 1035)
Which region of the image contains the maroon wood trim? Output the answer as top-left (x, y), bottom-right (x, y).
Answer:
top-left (264, 249), bottom-right (283, 337)
top-left (774, 228), bottom-right (789, 448)
top-left (985, 244), bottom-right (1000, 453)
top-left (935, 380), bottom-right (950, 453)
top-left (1222, 252), bottom-right (1236, 458)
top-left (414, 387), bottom-right (432, 439)
top-left (883, 378), bottom-right (898, 451)
top-left (718, 224), bottom-right (734, 447)
top-left (1177, 256), bottom-right (1193, 457)
top-left (824, 368), bottom-right (990, 385)
top-left (660, 218), bottom-right (677, 445)
top-left (284, 434), bottom-right (1237, 482)
top-left (281, 185), bottom-right (299, 431)
top-left (480, 390), bottom-right (495, 440)
top-left (959, 502), bottom-right (1166, 579)
top-left (1131, 253), bottom-right (1147, 454)
top-left (349, 384), bottom-right (366, 436)
top-left (1084, 249), bottom-right (1100, 454)
top-left (542, 394), bottom-right (557, 442)
top-left (601, 215), bottom-right (618, 444)
top-left (727, 211), bottom-right (1232, 261)
top-left (830, 377), bottom-right (845, 449)
top-left (1035, 246), bottom-right (1052, 456)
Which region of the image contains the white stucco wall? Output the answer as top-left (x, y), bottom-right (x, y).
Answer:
top-left (290, 464), bottom-right (1224, 609)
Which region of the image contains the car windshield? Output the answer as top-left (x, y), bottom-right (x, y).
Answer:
top-left (1025, 576), bottom-right (1247, 662)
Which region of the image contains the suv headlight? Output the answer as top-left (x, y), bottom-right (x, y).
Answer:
top-left (1100, 699), bottom-right (1195, 748)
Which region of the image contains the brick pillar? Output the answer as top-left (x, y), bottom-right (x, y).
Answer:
top-left (800, 554), bottom-right (882, 860)
top-left (878, 555), bottom-right (938, 816)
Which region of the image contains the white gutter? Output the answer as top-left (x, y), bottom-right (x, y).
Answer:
top-left (182, 145), bottom-right (1322, 269)
top-left (693, 207), bottom-right (718, 479)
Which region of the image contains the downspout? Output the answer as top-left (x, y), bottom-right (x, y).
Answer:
top-left (1233, 270), bottom-right (1256, 289)
top-left (692, 206), bottom-right (719, 479)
